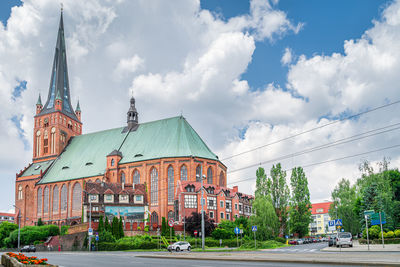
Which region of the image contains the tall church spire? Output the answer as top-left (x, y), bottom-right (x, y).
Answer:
top-left (39, 10), bottom-right (78, 121)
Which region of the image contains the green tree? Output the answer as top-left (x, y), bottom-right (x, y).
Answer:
top-left (105, 217), bottom-right (111, 232)
top-left (98, 215), bottom-right (104, 233)
top-left (329, 178), bottom-right (360, 235)
top-left (185, 212), bottom-right (215, 237)
top-left (161, 217), bottom-right (168, 236)
top-left (119, 217), bottom-right (124, 239)
top-left (0, 222), bottom-right (18, 247)
top-left (112, 217), bottom-right (119, 239)
top-left (250, 195), bottom-right (278, 240)
top-left (270, 163), bottom-right (290, 235)
top-left (37, 218), bottom-right (43, 226)
top-left (289, 167), bottom-right (312, 238)
top-left (255, 167), bottom-right (270, 198)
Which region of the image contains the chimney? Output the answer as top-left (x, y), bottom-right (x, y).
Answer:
top-left (233, 186), bottom-right (238, 193)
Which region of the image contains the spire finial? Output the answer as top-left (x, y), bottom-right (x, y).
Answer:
top-left (61, 3), bottom-right (63, 13)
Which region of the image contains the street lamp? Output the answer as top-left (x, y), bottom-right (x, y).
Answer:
top-left (83, 190), bottom-right (95, 251)
top-left (196, 169), bottom-right (206, 251)
top-left (13, 205), bottom-right (21, 251)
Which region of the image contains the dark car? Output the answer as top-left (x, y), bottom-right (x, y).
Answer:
top-left (20, 245), bottom-right (36, 252)
top-left (328, 236), bottom-right (337, 247)
top-left (288, 239), bottom-right (298, 245)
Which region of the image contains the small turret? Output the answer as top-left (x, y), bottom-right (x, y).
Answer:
top-left (55, 90), bottom-right (62, 111)
top-left (36, 94), bottom-right (43, 115)
top-left (75, 100), bottom-right (81, 121)
top-left (124, 96), bottom-right (139, 132)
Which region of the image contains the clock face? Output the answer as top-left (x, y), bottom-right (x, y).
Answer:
top-left (44, 118), bottom-right (49, 123)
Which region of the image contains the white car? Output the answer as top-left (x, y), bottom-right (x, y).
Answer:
top-left (336, 232), bottom-right (353, 247)
top-left (296, 239), bottom-right (304, 245)
top-left (167, 241), bottom-right (191, 252)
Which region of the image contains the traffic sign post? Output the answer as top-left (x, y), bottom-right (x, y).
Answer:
top-left (379, 212), bottom-right (385, 248)
top-left (252, 226), bottom-right (257, 249)
top-left (194, 230), bottom-right (198, 248)
top-left (364, 214), bottom-right (370, 251)
top-left (234, 227), bottom-right (240, 247)
top-left (168, 219), bottom-right (174, 247)
top-left (328, 220), bottom-right (335, 231)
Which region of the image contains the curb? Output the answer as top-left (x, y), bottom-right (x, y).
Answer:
top-left (135, 254), bottom-right (400, 266)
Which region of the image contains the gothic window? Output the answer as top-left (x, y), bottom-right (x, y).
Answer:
top-left (61, 184), bottom-right (67, 211)
top-left (53, 185), bottom-right (59, 213)
top-left (111, 159), bottom-right (114, 166)
top-left (37, 188), bottom-right (42, 215)
top-left (151, 212), bottom-right (159, 225)
top-left (36, 131), bottom-right (41, 157)
top-left (180, 165), bottom-right (187, 181)
top-left (150, 168), bottom-right (158, 204)
top-left (44, 118), bottom-right (49, 127)
top-left (196, 165), bottom-right (201, 182)
top-left (68, 121), bottom-right (72, 129)
top-left (168, 211), bottom-right (174, 220)
top-left (95, 179), bottom-right (101, 183)
top-left (219, 171), bottom-right (225, 187)
top-left (18, 185), bottom-right (23, 200)
top-left (50, 127), bottom-right (56, 154)
top-left (43, 130), bottom-right (49, 154)
top-left (72, 183), bottom-right (82, 211)
top-left (168, 166), bottom-right (174, 203)
top-left (120, 172), bottom-right (125, 183)
top-left (133, 170), bottom-right (140, 184)
top-left (207, 167), bottom-right (213, 184)
top-left (43, 187), bottom-right (49, 213)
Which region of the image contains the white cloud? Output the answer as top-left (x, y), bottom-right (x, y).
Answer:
top-left (281, 47), bottom-right (292, 65)
top-left (114, 55), bottom-right (144, 79)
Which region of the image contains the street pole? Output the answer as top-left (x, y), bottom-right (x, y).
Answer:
top-left (201, 172), bottom-right (205, 251)
top-left (379, 212), bottom-right (384, 248)
top-left (89, 194), bottom-right (92, 252)
top-left (254, 231), bottom-right (256, 249)
top-left (13, 205), bottom-right (20, 252)
top-left (365, 215), bottom-right (370, 251)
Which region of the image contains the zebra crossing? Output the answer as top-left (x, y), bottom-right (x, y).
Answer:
top-left (265, 242), bottom-right (328, 253)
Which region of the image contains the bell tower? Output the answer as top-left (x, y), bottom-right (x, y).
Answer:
top-left (33, 10), bottom-right (82, 162)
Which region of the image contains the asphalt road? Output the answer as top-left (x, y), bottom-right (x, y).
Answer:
top-left (29, 248), bottom-right (366, 267)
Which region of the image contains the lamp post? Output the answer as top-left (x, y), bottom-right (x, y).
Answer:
top-left (83, 190), bottom-right (94, 252)
top-left (196, 166), bottom-right (206, 251)
top-left (13, 205), bottom-right (21, 251)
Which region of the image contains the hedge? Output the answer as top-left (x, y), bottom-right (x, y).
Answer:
top-left (359, 238), bottom-right (400, 244)
top-left (98, 241), bottom-right (159, 251)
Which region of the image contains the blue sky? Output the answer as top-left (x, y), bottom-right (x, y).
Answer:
top-left (201, 0), bottom-right (389, 89)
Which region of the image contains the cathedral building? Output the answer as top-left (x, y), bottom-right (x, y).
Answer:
top-left (14, 11), bottom-right (251, 228)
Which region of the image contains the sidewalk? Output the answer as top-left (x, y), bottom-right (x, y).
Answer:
top-left (322, 240), bottom-right (400, 252)
top-left (137, 250), bottom-right (400, 266)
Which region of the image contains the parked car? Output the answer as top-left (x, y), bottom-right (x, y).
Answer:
top-left (336, 232), bottom-right (353, 247)
top-left (167, 241), bottom-right (191, 252)
top-left (20, 245), bottom-right (36, 252)
top-left (296, 239), bottom-right (304, 245)
top-left (328, 236), bottom-right (336, 247)
top-left (288, 239), bottom-right (298, 245)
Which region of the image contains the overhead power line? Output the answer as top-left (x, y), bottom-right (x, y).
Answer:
top-left (227, 143), bottom-right (400, 186)
top-left (222, 99), bottom-right (400, 161)
top-left (227, 122), bottom-right (400, 174)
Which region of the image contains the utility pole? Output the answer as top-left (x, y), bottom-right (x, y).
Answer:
top-left (13, 205), bottom-right (21, 252)
top-left (196, 164), bottom-right (206, 251)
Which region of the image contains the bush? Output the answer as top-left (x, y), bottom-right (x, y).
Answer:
top-left (359, 238), bottom-right (400, 244)
top-left (99, 230), bottom-right (116, 243)
top-left (363, 225), bottom-right (381, 240)
top-left (61, 225), bottom-right (69, 236)
top-left (212, 228), bottom-right (234, 240)
top-left (274, 237), bottom-right (286, 244)
top-left (240, 240), bottom-right (283, 249)
top-left (144, 225), bottom-right (149, 232)
top-left (137, 226), bottom-right (141, 231)
top-left (386, 231), bottom-right (394, 238)
top-left (395, 230), bottom-right (400, 238)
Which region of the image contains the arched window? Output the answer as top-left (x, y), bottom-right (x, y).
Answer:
top-left (180, 165), bottom-right (187, 181)
top-left (43, 187), bottom-right (49, 213)
top-left (219, 172), bottom-right (225, 187)
top-left (43, 130), bottom-right (49, 154)
top-left (151, 212), bottom-right (159, 225)
top-left (61, 184), bottom-right (67, 211)
top-left (168, 166), bottom-right (174, 203)
top-left (36, 131), bottom-right (41, 157)
top-left (111, 159), bottom-right (115, 166)
top-left (72, 183), bottom-right (82, 211)
top-left (207, 167), bottom-right (213, 184)
top-left (18, 185), bottom-right (23, 200)
top-left (120, 172), bottom-right (125, 183)
top-left (53, 185), bottom-right (59, 213)
top-left (95, 179), bottom-right (101, 183)
top-left (37, 188), bottom-right (42, 215)
top-left (150, 168), bottom-right (158, 204)
top-left (51, 127), bottom-right (56, 154)
top-left (196, 165), bottom-right (202, 182)
top-left (133, 170), bottom-right (140, 184)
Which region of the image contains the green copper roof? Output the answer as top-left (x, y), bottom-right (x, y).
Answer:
top-left (20, 160), bottom-right (54, 177)
top-left (36, 94), bottom-right (42, 106)
top-left (75, 100), bottom-right (81, 112)
top-left (37, 116), bottom-right (219, 184)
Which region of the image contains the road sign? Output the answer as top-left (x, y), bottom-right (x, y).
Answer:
top-left (168, 218), bottom-right (174, 227)
top-left (88, 228), bottom-right (93, 236)
top-left (95, 235), bottom-right (99, 241)
top-left (252, 225), bottom-right (257, 232)
top-left (285, 235), bottom-right (288, 239)
top-left (364, 210), bottom-right (374, 216)
top-left (234, 227), bottom-right (240, 234)
top-left (341, 229), bottom-right (344, 232)
top-left (328, 220), bottom-right (336, 231)
top-left (240, 229), bottom-right (243, 234)
top-left (194, 230), bottom-right (198, 236)
top-left (335, 219), bottom-right (343, 226)
top-left (371, 212), bottom-right (386, 225)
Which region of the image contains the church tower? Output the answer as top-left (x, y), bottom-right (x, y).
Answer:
top-left (33, 11), bottom-right (82, 162)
